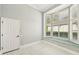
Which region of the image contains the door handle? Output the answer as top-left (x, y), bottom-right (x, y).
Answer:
top-left (16, 35), bottom-right (20, 37)
top-left (1, 47), bottom-right (3, 50)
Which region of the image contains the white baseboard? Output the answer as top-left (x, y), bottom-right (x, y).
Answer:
top-left (44, 40), bottom-right (79, 55)
top-left (20, 40), bottom-right (41, 49)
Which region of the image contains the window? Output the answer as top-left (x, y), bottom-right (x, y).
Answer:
top-left (59, 25), bottom-right (68, 38)
top-left (53, 26), bottom-right (58, 37)
top-left (70, 5), bottom-right (79, 40)
top-left (72, 23), bottom-right (78, 40)
top-left (53, 13), bottom-right (59, 25)
top-left (51, 8), bottom-right (69, 39)
top-left (58, 8), bottom-right (69, 39)
top-left (44, 5), bottom-right (79, 44)
top-left (58, 8), bottom-right (69, 23)
top-left (70, 5), bottom-right (78, 19)
top-left (59, 9), bottom-right (69, 21)
top-left (46, 15), bottom-right (51, 36)
top-left (72, 24), bottom-right (78, 31)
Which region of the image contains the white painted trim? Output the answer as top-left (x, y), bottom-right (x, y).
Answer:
top-left (20, 41), bottom-right (40, 49)
top-left (44, 40), bottom-right (79, 54)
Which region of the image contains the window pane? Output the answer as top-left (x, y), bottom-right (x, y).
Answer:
top-left (46, 15), bottom-right (51, 24)
top-left (59, 9), bottom-right (69, 21)
top-left (53, 14), bottom-right (59, 25)
top-left (53, 26), bottom-right (58, 31)
top-left (59, 25), bottom-right (68, 32)
top-left (70, 5), bottom-right (78, 19)
top-left (53, 26), bottom-right (58, 37)
top-left (73, 32), bottom-right (77, 40)
top-left (58, 8), bottom-right (69, 39)
top-left (46, 15), bottom-right (51, 36)
top-left (70, 5), bottom-right (79, 40)
top-left (46, 26), bottom-right (51, 36)
top-left (72, 24), bottom-right (78, 40)
top-left (59, 25), bottom-right (68, 38)
top-left (72, 24), bottom-right (78, 31)
top-left (48, 26), bottom-right (51, 31)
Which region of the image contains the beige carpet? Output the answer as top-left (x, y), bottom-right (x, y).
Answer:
top-left (3, 40), bottom-right (73, 55)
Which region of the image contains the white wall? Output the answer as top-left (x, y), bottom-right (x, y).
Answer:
top-left (2, 4), bottom-right (42, 45)
top-left (0, 5), bottom-right (1, 16)
top-left (0, 4), bottom-right (1, 50)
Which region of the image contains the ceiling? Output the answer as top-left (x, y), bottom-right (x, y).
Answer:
top-left (28, 4), bottom-right (61, 12)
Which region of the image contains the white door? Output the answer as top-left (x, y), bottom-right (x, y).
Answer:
top-left (1, 17), bottom-right (20, 53)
